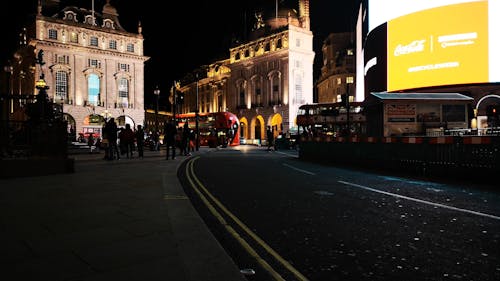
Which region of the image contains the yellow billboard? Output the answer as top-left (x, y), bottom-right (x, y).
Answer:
top-left (387, 1), bottom-right (488, 91)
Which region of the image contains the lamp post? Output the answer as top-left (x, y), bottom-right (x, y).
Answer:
top-left (172, 81), bottom-right (177, 125)
top-left (35, 74), bottom-right (49, 120)
top-left (2, 65), bottom-right (13, 151)
top-left (154, 86), bottom-right (160, 133)
top-left (345, 79), bottom-right (354, 140)
top-left (3, 65), bottom-right (13, 114)
top-left (195, 73), bottom-right (200, 151)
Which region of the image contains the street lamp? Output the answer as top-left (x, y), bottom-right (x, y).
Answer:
top-left (4, 65), bottom-right (13, 113)
top-left (345, 77), bottom-right (354, 140)
top-left (154, 86), bottom-right (160, 132)
top-left (195, 73), bottom-right (200, 151)
top-left (171, 81), bottom-right (179, 125)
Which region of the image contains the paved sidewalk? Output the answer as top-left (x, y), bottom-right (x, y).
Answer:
top-left (0, 147), bottom-right (248, 281)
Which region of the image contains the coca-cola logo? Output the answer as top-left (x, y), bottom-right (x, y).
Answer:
top-left (394, 40), bottom-right (426, 56)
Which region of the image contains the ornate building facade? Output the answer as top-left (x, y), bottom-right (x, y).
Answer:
top-left (316, 32), bottom-right (356, 104)
top-left (178, 0), bottom-right (314, 144)
top-left (10, 0), bottom-right (148, 139)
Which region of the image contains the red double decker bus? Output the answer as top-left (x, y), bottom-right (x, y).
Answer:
top-left (176, 111), bottom-right (240, 147)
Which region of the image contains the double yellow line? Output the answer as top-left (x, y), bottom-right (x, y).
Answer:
top-left (185, 156), bottom-right (309, 281)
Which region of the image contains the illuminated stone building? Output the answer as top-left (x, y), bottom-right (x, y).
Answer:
top-left (316, 32), bottom-right (356, 104)
top-left (10, 0), bottom-right (148, 139)
top-left (177, 0), bottom-right (314, 144)
top-left (228, 0), bottom-right (314, 143)
top-left (177, 60), bottom-right (231, 117)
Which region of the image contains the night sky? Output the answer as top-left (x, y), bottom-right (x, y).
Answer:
top-left (3, 0), bottom-right (358, 107)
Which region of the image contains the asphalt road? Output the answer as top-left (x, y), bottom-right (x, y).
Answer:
top-left (179, 146), bottom-right (500, 281)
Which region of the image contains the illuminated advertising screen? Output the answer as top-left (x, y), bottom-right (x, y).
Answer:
top-left (364, 0), bottom-right (500, 92)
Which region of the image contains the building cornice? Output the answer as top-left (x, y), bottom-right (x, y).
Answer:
top-left (32, 39), bottom-right (150, 62)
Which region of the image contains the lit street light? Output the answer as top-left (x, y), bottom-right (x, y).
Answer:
top-left (196, 73), bottom-right (199, 151)
top-left (345, 78), bottom-right (354, 140)
top-left (154, 86), bottom-right (160, 133)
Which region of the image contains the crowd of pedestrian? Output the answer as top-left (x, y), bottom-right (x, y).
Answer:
top-left (163, 121), bottom-right (196, 159)
top-left (99, 118), bottom-right (146, 160)
top-left (84, 119), bottom-right (199, 161)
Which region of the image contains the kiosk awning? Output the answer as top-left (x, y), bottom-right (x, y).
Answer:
top-left (370, 92), bottom-right (474, 101)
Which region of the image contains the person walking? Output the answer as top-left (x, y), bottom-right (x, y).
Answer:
top-left (135, 125), bottom-right (145, 158)
top-left (164, 120), bottom-right (177, 160)
top-left (266, 126), bottom-right (274, 151)
top-left (104, 118), bottom-right (119, 160)
top-left (189, 128), bottom-right (196, 152)
top-left (119, 123), bottom-right (135, 159)
top-left (182, 122), bottom-right (191, 156)
top-left (87, 133), bottom-right (95, 153)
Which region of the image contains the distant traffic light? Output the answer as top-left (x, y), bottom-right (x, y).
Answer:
top-left (486, 105), bottom-right (496, 116)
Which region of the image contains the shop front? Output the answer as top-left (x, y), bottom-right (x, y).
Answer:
top-left (366, 92), bottom-right (474, 137)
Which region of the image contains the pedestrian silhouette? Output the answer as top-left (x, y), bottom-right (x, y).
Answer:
top-left (103, 118), bottom-right (119, 160)
top-left (135, 125), bottom-right (145, 158)
top-left (266, 126), bottom-right (274, 151)
top-left (164, 120), bottom-right (177, 160)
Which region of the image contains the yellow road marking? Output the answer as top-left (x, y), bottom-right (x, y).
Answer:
top-left (185, 156), bottom-right (309, 281)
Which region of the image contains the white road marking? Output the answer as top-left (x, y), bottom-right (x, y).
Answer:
top-left (338, 180), bottom-right (500, 221)
top-left (283, 163), bottom-right (316, 175)
top-left (275, 150), bottom-right (299, 158)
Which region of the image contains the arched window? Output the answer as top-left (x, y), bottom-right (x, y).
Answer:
top-left (55, 70), bottom-right (68, 101)
top-left (276, 38), bottom-right (282, 49)
top-left (272, 75), bottom-right (280, 104)
top-left (254, 79), bottom-right (262, 106)
top-left (239, 89), bottom-right (245, 107)
top-left (118, 78), bottom-right (129, 108)
top-left (87, 74), bottom-right (100, 106)
top-left (240, 122), bottom-right (245, 138)
top-left (265, 42), bottom-right (270, 52)
top-left (237, 81), bottom-right (246, 107)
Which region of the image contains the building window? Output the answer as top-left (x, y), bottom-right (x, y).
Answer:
top-left (272, 75), bottom-right (280, 104)
top-left (295, 74), bottom-right (303, 104)
top-left (63, 11), bottom-right (77, 22)
top-left (296, 38), bottom-right (301, 47)
top-left (87, 74), bottom-right (100, 106)
top-left (255, 88), bottom-right (261, 105)
top-left (109, 40), bottom-right (117, 50)
top-left (70, 32), bottom-right (78, 43)
top-left (88, 59), bottom-right (101, 68)
top-left (56, 55), bottom-right (69, 64)
top-left (126, 43), bottom-right (134, 52)
top-left (118, 78), bottom-right (129, 107)
top-left (85, 15), bottom-right (95, 25)
top-left (239, 89), bottom-right (245, 106)
top-left (235, 52), bottom-right (240, 60)
top-left (90, 36), bottom-right (98, 47)
top-left (217, 94), bottom-right (223, 112)
top-left (337, 77), bottom-right (342, 85)
top-left (103, 19), bottom-right (114, 29)
top-left (55, 71), bottom-right (68, 101)
top-left (48, 29), bottom-right (58, 40)
top-left (118, 63), bottom-right (129, 72)
top-left (346, 76), bottom-right (354, 84)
